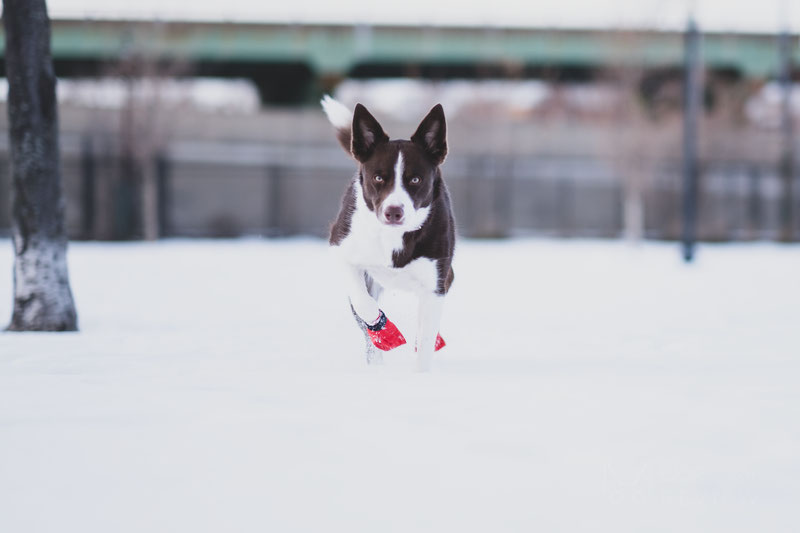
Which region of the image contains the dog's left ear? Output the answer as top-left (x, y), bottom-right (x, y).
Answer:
top-left (411, 104), bottom-right (447, 165)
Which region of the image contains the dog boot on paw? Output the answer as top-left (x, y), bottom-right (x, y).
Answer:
top-left (366, 310), bottom-right (407, 351)
top-left (415, 333), bottom-right (446, 352)
top-left (435, 333), bottom-right (445, 351)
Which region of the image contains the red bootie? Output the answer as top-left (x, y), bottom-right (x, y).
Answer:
top-left (415, 333), bottom-right (446, 352)
top-left (366, 310), bottom-right (407, 351)
top-left (434, 333), bottom-right (446, 351)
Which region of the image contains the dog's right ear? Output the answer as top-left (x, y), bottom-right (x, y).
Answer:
top-left (351, 103), bottom-right (389, 163)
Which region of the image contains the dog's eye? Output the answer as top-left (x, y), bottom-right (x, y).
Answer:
top-left (374, 175), bottom-right (384, 183)
top-left (410, 176), bottom-right (421, 185)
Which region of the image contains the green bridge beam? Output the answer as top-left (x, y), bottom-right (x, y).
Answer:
top-left (0, 20), bottom-right (796, 104)
top-left (0, 20), bottom-right (792, 78)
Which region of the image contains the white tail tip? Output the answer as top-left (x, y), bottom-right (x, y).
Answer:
top-left (321, 95), bottom-right (352, 129)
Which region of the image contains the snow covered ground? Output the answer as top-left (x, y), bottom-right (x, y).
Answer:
top-left (1, 238), bottom-right (798, 532)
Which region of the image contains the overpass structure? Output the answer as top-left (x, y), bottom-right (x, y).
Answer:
top-left (0, 19), bottom-right (797, 104)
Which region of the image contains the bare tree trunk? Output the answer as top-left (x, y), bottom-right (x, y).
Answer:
top-left (4, 0), bottom-right (78, 331)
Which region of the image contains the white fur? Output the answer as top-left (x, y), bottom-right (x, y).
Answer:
top-left (380, 152), bottom-right (408, 220)
top-left (338, 178), bottom-right (437, 291)
top-left (341, 178), bottom-right (407, 262)
top-left (380, 152), bottom-right (431, 233)
top-left (320, 95), bottom-right (352, 130)
top-left (416, 293), bottom-right (445, 372)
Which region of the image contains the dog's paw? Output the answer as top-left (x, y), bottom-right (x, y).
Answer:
top-left (435, 333), bottom-right (445, 351)
top-left (414, 333), bottom-right (446, 353)
top-left (366, 310), bottom-right (407, 351)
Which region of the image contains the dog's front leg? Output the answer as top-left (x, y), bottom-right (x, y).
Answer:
top-left (416, 293), bottom-right (445, 372)
top-left (342, 264), bottom-right (384, 365)
top-left (343, 264), bottom-right (380, 325)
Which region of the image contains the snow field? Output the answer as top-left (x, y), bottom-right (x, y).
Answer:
top-left (1, 238), bottom-right (799, 532)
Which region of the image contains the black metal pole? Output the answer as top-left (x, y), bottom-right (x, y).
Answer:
top-left (682, 17), bottom-right (701, 262)
top-left (779, 30), bottom-right (795, 242)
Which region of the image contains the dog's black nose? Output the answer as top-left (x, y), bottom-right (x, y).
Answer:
top-left (384, 205), bottom-right (404, 224)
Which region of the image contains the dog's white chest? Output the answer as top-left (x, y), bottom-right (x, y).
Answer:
top-left (365, 259), bottom-right (438, 293)
top-left (335, 180), bottom-right (438, 294)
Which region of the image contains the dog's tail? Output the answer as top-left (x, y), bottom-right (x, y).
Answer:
top-left (321, 95), bottom-right (353, 155)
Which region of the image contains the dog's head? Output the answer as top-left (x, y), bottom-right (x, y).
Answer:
top-left (323, 97), bottom-right (447, 231)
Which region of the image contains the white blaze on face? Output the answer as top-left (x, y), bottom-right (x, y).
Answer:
top-left (380, 151), bottom-right (430, 231)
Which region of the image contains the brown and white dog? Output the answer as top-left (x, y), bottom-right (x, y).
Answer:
top-left (322, 96), bottom-right (455, 371)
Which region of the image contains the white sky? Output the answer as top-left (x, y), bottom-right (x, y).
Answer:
top-left (46, 0), bottom-right (798, 34)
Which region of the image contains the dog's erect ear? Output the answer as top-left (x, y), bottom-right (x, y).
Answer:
top-left (351, 103), bottom-right (389, 163)
top-left (411, 104), bottom-right (447, 165)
